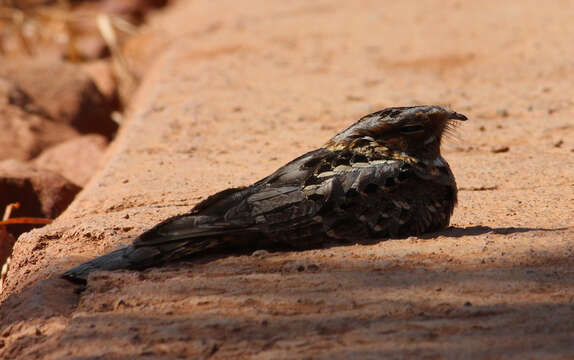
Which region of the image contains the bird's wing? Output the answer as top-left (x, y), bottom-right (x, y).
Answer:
top-left (132, 148), bottom-right (333, 247)
top-left (132, 145), bottom-right (434, 250)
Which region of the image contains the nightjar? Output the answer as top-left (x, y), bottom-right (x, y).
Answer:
top-left (64, 105), bottom-right (467, 282)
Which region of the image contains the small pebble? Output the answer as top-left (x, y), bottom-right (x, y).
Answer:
top-left (306, 264), bottom-right (320, 272)
top-left (491, 145), bottom-right (509, 153)
top-left (496, 108), bottom-right (509, 117)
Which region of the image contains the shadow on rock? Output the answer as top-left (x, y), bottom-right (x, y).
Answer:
top-left (432, 225), bottom-right (570, 238)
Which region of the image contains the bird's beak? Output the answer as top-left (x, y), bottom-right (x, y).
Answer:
top-left (448, 111), bottom-right (468, 121)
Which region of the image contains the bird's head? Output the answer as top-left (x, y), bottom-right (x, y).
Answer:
top-left (325, 105), bottom-right (467, 160)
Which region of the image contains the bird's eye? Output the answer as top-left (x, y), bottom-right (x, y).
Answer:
top-left (399, 125), bottom-right (425, 134)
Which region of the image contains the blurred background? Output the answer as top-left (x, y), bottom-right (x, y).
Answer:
top-left (0, 0), bottom-right (171, 288)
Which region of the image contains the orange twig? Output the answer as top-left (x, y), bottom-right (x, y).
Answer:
top-left (1, 202), bottom-right (52, 293)
top-left (0, 217), bottom-right (52, 225)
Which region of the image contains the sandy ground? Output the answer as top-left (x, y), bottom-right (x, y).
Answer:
top-left (1, 0), bottom-right (574, 358)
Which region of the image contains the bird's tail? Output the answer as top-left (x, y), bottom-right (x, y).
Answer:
top-left (62, 189), bottom-right (258, 283)
top-left (61, 245), bottom-right (153, 283)
top-left (62, 236), bottom-right (227, 283)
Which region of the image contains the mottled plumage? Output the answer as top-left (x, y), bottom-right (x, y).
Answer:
top-left (63, 105), bottom-right (467, 282)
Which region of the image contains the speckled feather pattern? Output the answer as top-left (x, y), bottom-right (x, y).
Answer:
top-left (63, 105), bottom-right (467, 282)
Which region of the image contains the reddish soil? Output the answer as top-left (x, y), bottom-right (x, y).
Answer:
top-left (1, 1), bottom-right (573, 359)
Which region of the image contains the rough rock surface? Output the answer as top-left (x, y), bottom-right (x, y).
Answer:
top-left (1, 1), bottom-right (574, 359)
top-left (34, 135), bottom-right (108, 187)
top-left (0, 58), bottom-right (118, 138)
top-left (0, 79), bottom-right (79, 161)
top-left (80, 61), bottom-right (120, 109)
top-left (0, 160), bottom-right (81, 237)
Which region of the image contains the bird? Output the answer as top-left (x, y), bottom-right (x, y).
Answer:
top-left (63, 105), bottom-right (467, 282)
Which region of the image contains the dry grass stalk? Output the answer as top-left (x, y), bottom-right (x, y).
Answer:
top-left (0, 0), bottom-right (138, 61)
top-left (97, 12), bottom-right (138, 102)
top-left (0, 1), bottom-right (140, 104)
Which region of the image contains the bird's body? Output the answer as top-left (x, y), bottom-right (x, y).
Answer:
top-left (63, 105), bottom-right (467, 282)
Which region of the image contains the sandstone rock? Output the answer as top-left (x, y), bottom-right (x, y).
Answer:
top-left (0, 232), bottom-right (16, 281)
top-left (0, 278), bottom-right (79, 325)
top-left (34, 134), bottom-right (108, 187)
top-left (9, 0), bottom-right (54, 6)
top-left (0, 78), bottom-right (79, 161)
top-left (101, 0), bottom-right (169, 24)
top-left (70, 33), bottom-right (111, 61)
top-left (80, 60), bottom-right (120, 108)
top-left (0, 58), bottom-right (118, 138)
top-left (0, 78), bottom-right (42, 114)
top-left (0, 160), bottom-right (81, 237)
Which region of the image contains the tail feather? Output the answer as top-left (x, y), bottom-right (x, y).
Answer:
top-left (62, 236), bottom-right (228, 283)
top-left (62, 245), bottom-right (161, 283)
